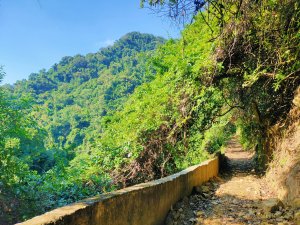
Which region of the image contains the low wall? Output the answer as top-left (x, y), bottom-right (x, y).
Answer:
top-left (17, 157), bottom-right (219, 225)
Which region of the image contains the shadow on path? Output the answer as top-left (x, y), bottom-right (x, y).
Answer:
top-left (222, 137), bottom-right (255, 174)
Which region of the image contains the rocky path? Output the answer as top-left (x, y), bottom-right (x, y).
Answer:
top-left (165, 138), bottom-right (298, 225)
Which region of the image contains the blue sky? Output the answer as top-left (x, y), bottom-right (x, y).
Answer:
top-left (0, 0), bottom-right (179, 84)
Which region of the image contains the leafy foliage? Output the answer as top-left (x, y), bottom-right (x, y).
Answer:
top-left (210, 0), bottom-right (300, 167)
top-left (91, 15), bottom-right (234, 187)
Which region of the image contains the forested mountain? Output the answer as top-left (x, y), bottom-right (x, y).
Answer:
top-left (1, 0), bottom-right (299, 224)
top-left (0, 32), bottom-right (165, 223)
top-left (4, 32), bottom-right (164, 169)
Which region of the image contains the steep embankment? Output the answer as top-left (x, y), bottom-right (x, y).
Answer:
top-left (266, 88), bottom-right (300, 208)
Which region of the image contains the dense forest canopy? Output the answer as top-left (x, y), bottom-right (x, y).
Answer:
top-left (0, 0), bottom-right (299, 224)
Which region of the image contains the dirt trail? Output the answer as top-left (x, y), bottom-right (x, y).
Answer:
top-left (165, 138), bottom-right (297, 225)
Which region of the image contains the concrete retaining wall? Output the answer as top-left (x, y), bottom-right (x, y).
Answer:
top-left (17, 157), bottom-right (219, 225)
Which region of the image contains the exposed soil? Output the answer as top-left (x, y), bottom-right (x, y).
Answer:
top-left (165, 138), bottom-right (298, 225)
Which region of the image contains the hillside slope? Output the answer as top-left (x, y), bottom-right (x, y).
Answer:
top-left (266, 88), bottom-right (300, 208)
